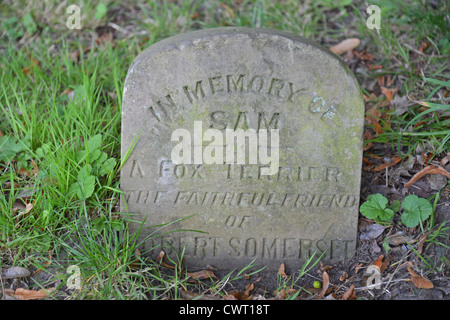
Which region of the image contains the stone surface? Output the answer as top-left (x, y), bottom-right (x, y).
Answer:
top-left (121, 27), bottom-right (364, 270)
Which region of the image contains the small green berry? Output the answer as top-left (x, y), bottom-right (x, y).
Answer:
top-left (313, 281), bottom-right (321, 289)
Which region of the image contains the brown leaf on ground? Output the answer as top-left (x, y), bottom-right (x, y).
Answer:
top-left (354, 50), bottom-right (375, 61)
top-left (329, 38), bottom-right (361, 55)
top-left (34, 250), bottom-right (52, 275)
top-left (223, 293), bottom-right (239, 300)
top-left (187, 269), bottom-right (217, 281)
top-left (407, 262), bottom-right (433, 289)
top-left (339, 271), bottom-right (349, 282)
top-left (220, 2), bottom-right (235, 18)
top-left (156, 250), bottom-right (175, 269)
top-left (381, 86), bottom-right (398, 102)
top-left (354, 263), bottom-right (364, 274)
top-left (363, 130), bottom-right (375, 151)
top-left (373, 255), bottom-right (389, 273)
top-left (244, 283), bottom-right (255, 297)
top-left (22, 53), bottom-right (40, 76)
top-left (387, 232), bottom-right (413, 246)
top-left (440, 153), bottom-right (450, 166)
top-left (274, 288), bottom-right (287, 300)
top-left (371, 156), bottom-right (402, 172)
top-left (317, 271), bottom-right (330, 299)
top-left (226, 290), bottom-right (252, 300)
top-left (368, 64), bottom-right (383, 70)
top-left (419, 42), bottom-right (430, 53)
top-left (418, 232), bottom-right (431, 255)
top-left (95, 32), bottom-right (113, 46)
top-left (278, 263), bottom-right (288, 280)
top-left (19, 159), bottom-right (39, 178)
top-left (341, 284), bottom-right (356, 300)
top-left (244, 277), bottom-right (261, 297)
top-left (366, 105), bottom-right (383, 135)
top-left (5, 287), bottom-right (56, 300)
top-left (404, 165), bottom-right (450, 188)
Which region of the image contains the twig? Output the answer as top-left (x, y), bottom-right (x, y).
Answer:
top-left (354, 278), bottom-right (410, 291)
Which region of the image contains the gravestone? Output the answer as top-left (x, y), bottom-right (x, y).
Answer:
top-left (121, 28), bottom-right (364, 270)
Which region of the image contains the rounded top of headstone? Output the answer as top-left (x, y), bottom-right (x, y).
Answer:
top-left (126, 27), bottom-right (357, 87)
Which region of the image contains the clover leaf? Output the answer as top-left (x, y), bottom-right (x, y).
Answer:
top-left (360, 193), bottom-right (394, 222)
top-left (400, 195), bottom-right (432, 228)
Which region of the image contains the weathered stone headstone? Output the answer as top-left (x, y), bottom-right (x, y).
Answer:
top-left (121, 28), bottom-right (364, 270)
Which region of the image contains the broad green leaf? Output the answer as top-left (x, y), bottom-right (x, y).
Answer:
top-left (81, 175), bottom-right (95, 199)
top-left (388, 200), bottom-right (401, 213)
top-left (378, 207), bottom-right (394, 221)
top-left (96, 151), bottom-right (108, 165)
top-left (99, 157), bottom-right (116, 176)
top-left (77, 164), bottom-right (92, 181)
top-left (68, 181), bottom-right (81, 197)
top-left (95, 3), bottom-right (108, 20)
top-left (0, 135), bottom-right (28, 162)
top-left (360, 194), bottom-right (393, 221)
top-left (401, 195), bottom-right (432, 228)
top-left (22, 13), bottom-right (37, 34)
top-left (91, 149), bottom-right (102, 162)
top-left (69, 174), bottom-right (95, 199)
top-left (86, 134), bottom-right (102, 152)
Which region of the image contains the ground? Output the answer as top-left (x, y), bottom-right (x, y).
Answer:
top-left (0, 0), bottom-right (448, 300)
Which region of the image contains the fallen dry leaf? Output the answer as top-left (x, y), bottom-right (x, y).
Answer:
top-left (220, 2), bottom-right (235, 18)
top-left (341, 284), bottom-right (356, 300)
top-left (371, 156), bottom-right (402, 172)
top-left (5, 287), bottom-right (56, 300)
top-left (372, 255), bottom-right (389, 273)
top-left (418, 42), bottom-right (430, 53)
top-left (381, 86), bottom-right (398, 102)
top-left (339, 271), bottom-right (349, 282)
top-left (186, 269), bottom-right (217, 281)
top-left (440, 153), bottom-right (450, 166)
top-left (417, 232), bottom-right (431, 255)
top-left (274, 288), bottom-right (287, 300)
top-left (34, 250), bottom-right (52, 275)
top-left (329, 38), bottom-right (361, 55)
top-left (95, 32), bottom-right (113, 47)
top-left (366, 105), bottom-right (383, 135)
top-left (407, 262), bottom-right (433, 289)
top-left (244, 283), bottom-right (255, 297)
top-left (387, 232), bottom-right (413, 246)
top-left (317, 271), bottom-right (330, 299)
top-left (224, 293), bottom-right (239, 300)
top-left (191, 11), bottom-right (199, 20)
top-left (354, 263), bottom-right (364, 274)
top-left (368, 64), bottom-right (383, 70)
top-left (405, 165), bottom-right (450, 188)
top-left (363, 130), bottom-right (375, 151)
top-left (157, 250), bottom-right (175, 269)
top-left (60, 88), bottom-right (73, 96)
top-left (22, 53), bottom-right (40, 76)
top-left (128, 248), bottom-right (142, 270)
top-left (278, 263), bottom-right (287, 279)
top-left (22, 66), bottom-right (31, 75)
top-left (226, 290), bottom-right (252, 300)
top-left (354, 50), bottom-right (375, 61)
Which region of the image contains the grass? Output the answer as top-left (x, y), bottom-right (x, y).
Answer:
top-left (1, 0), bottom-right (449, 300)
